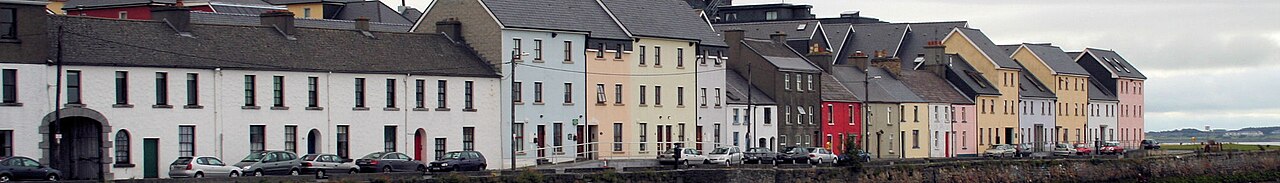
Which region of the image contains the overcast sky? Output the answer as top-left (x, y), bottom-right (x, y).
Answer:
top-left (391, 0), bottom-right (1280, 132)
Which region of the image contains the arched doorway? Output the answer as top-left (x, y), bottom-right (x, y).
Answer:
top-left (307, 129), bottom-right (322, 154)
top-left (41, 108), bottom-right (112, 180)
top-left (414, 129), bottom-right (426, 161)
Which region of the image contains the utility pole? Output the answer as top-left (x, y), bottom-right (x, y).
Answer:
top-left (746, 53), bottom-right (754, 149)
top-left (53, 26), bottom-right (64, 167)
top-left (509, 53), bottom-right (517, 170)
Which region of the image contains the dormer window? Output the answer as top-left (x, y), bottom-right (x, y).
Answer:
top-left (765, 11), bottom-right (778, 20)
top-left (118, 11), bottom-right (128, 19)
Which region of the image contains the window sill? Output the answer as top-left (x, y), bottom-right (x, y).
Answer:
top-left (268, 106), bottom-right (287, 110)
top-left (699, 105), bottom-right (707, 108)
top-left (594, 58), bottom-right (607, 61)
top-left (463, 108), bottom-right (477, 112)
top-left (435, 108), bottom-right (451, 111)
top-left (306, 107), bottom-right (325, 111)
top-left (613, 103), bottom-right (625, 106)
top-left (0, 39), bottom-right (19, 44)
top-left (653, 65), bottom-right (663, 68)
top-left (638, 64), bottom-right (647, 67)
top-left (413, 107), bottom-right (430, 111)
top-left (515, 152), bottom-right (526, 156)
top-left (676, 66), bottom-right (685, 69)
top-left (611, 151), bottom-right (625, 154)
top-left (532, 59), bottom-right (545, 63)
top-left (676, 105), bottom-right (685, 108)
top-left (0, 102), bottom-right (21, 107)
top-left (532, 102), bottom-right (545, 105)
top-left (613, 58), bottom-right (624, 62)
top-left (184, 105), bottom-right (204, 109)
top-left (563, 61), bottom-right (575, 64)
top-left (352, 107), bottom-right (369, 111)
top-left (553, 152), bottom-right (566, 155)
top-left (563, 103), bottom-right (574, 106)
top-left (654, 105), bottom-right (663, 108)
top-left (714, 105), bottom-right (722, 109)
top-left (595, 103), bottom-right (607, 106)
top-left (241, 106), bottom-right (260, 110)
top-left (65, 103), bottom-right (86, 108)
top-left (638, 104), bottom-right (647, 107)
top-left (113, 164), bottom-right (136, 168)
top-left (714, 64), bottom-right (723, 67)
top-left (384, 107), bottom-right (401, 111)
top-left (153, 104), bottom-right (174, 109)
top-left (514, 102), bottom-right (524, 105)
top-left (112, 104), bottom-right (134, 108)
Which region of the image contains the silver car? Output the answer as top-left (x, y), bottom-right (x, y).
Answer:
top-left (706, 147), bottom-right (744, 165)
top-left (300, 154), bottom-right (359, 177)
top-left (235, 151), bottom-right (303, 176)
top-left (169, 156), bottom-right (242, 178)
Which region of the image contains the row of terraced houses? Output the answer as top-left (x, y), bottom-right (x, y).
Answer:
top-left (0, 0), bottom-right (1144, 180)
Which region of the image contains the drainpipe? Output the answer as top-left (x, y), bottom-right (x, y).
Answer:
top-left (214, 67), bottom-right (222, 158)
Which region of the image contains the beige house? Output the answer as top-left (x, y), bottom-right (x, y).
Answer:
top-left (943, 28), bottom-right (1022, 153)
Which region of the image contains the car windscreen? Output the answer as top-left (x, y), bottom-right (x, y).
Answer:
top-left (747, 148), bottom-right (771, 153)
top-left (361, 152), bottom-right (385, 159)
top-left (302, 155), bottom-right (319, 161)
top-left (710, 148), bottom-right (730, 154)
top-left (441, 152), bottom-right (464, 160)
top-left (172, 157), bottom-right (193, 165)
top-left (241, 152), bottom-right (267, 162)
top-left (1056, 144), bottom-right (1071, 148)
top-left (788, 148), bottom-right (811, 153)
top-left (1104, 142), bottom-right (1120, 147)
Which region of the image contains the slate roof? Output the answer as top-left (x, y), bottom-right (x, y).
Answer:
top-left (820, 74), bottom-right (861, 102)
top-left (742, 39), bottom-right (821, 72)
top-left (400, 8), bottom-right (421, 24)
top-left (998, 44), bottom-right (1020, 56)
top-left (897, 21), bottom-right (965, 60)
top-left (1087, 77), bottom-right (1118, 101)
top-left (829, 66), bottom-right (925, 103)
top-left (63, 0), bottom-right (174, 9)
top-left (712, 20), bottom-right (822, 40)
top-left (207, 0), bottom-right (274, 6)
top-left (191, 11), bottom-right (412, 32)
top-left (332, 1), bottom-right (413, 24)
top-left (480, 0), bottom-right (629, 40)
top-left (955, 28), bottom-right (1021, 70)
top-left (1021, 44), bottom-right (1091, 76)
top-left (823, 23), bottom-right (852, 56)
top-left (48, 15), bottom-right (497, 77)
top-left (900, 69), bottom-right (973, 104)
top-left (261, 0), bottom-right (354, 5)
top-left (1083, 48), bottom-right (1146, 79)
top-left (1016, 62), bottom-right (1056, 98)
top-left (599, 0), bottom-right (725, 46)
top-left (846, 23), bottom-right (908, 58)
top-left (725, 70), bottom-right (777, 105)
top-left (209, 4), bottom-right (283, 15)
top-left (944, 54), bottom-right (1001, 98)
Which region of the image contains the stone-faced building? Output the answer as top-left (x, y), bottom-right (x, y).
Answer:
top-left (1, 6), bottom-right (501, 180)
top-left (1075, 48), bottom-right (1145, 148)
top-left (724, 29), bottom-right (824, 149)
top-left (943, 28), bottom-right (1023, 152)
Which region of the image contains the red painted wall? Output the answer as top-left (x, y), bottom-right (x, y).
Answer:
top-left (821, 101), bottom-right (862, 155)
top-left (66, 5), bottom-right (213, 20)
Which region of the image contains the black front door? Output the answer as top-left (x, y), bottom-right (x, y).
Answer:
top-left (308, 130), bottom-right (320, 154)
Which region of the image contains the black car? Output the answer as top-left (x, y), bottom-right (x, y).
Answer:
top-left (1141, 140), bottom-right (1161, 150)
top-left (0, 156), bottom-right (61, 182)
top-left (743, 147), bottom-right (777, 164)
top-left (835, 150), bottom-right (872, 165)
top-left (428, 151), bottom-right (487, 172)
top-left (355, 152), bottom-right (426, 173)
top-left (777, 147), bottom-right (815, 164)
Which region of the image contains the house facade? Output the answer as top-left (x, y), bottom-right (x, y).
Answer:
top-left (1007, 43), bottom-right (1091, 145)
top-left (1, 7), bottom-right (500, 180)
top-left (1086, 78), bottom-right (1119, 145)
top-left (1076, 48), bottom-right (1145, 148)
top-left (819, 74), bottom-right (861, 155)
top-left (943, 28), bottom-right (1022, 152)
top-left (1016, 67), bottom-right (1058, 152)
top-left (725, 70), bottom-right (779, 151)
top-left (724, 29), bottom-right (824, 150)
top-left (918, 42), bottom-right (999, 157)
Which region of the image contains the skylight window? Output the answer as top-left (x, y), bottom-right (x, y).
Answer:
top-left (797, 24), bottom-right (807, 31)
top-left (966, 70), bottom-right (990, 88)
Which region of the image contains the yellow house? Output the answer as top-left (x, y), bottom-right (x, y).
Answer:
top-left (1006, 44), bottom-right (1093, 144)
top-left (900, 103), bottom-right (930, 158)
top-left (943, 28), bottom-right (1022, 153)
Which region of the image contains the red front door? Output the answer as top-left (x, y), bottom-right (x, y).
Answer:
top-left (414, 130), bottom-right (424, 160)
top-left (537, 125), bottom-right (546, 158)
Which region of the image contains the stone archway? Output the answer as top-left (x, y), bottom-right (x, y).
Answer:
top-left (40, 107), bottom-right (113, 180)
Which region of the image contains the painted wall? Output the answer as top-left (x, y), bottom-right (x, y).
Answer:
top-left (498, 30), bottom-right (588, 167)
top-left (863, 103), bottom-right (901, 159)
top-left (67, 6), bottom-right (156, 20)
top-left (928, 104), bottom-right (952, 158)
top-left (725, 104), bottom-right (779, 151)
top-left (820, 101), bottom-right (861, 155)
top-left (413, 0), bottom-right (503, 67)
top-left (1117, 79), bottom-right (1144, 148)
top-left (587, 43), bottom-right (634, 159)
top-left (1018, 98), bottom-right (1057, 152)
top-left (951, 104), bottom-right (978, 157)
top-left (900, 103), bottom-right (929, 158)
top-left (696, 51), bottom-right (727, 152)
top-left (285, 4), bottom-right (324, 19)
top-left (1088, 100), bottom-right (1119, 146)
top-left (627, 37), bottom-right (698, 158)
top-left (944, 32), bottom-right (1020, 153)
top-left (1010, 47), bottom-right (1089, 145)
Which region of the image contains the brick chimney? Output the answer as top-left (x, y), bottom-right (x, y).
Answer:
top-left (807, 44), bottom-right (832, 72)
top-left (870, 50), bottom-right (901, 78)
top-left (354, 17), bottom-right (370, 32)
top-left (260, 10), bottom-right (296, 35)
top-left (920, 40), bottom-right (949, 77)
top-left (151, 6), bottom-right (191, 33)
top-left (848, 50), bottom-right (868, 69)
top-left (435, 18), bottom-right (463, 43)
top-left (724, 29), bottom-right (745, 69)
top-left (769, 31), bottom-right (787, 44)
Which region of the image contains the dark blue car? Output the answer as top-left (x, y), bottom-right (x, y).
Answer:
top-left (0, 156), bottom-right (62, 182)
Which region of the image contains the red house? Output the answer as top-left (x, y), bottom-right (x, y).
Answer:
top-left (819, 74), bottom-right (862, 155)
top-left (59, 0), bottom-right (282, 20)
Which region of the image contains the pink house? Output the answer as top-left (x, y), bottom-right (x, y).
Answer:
top-left (1075, 48), bottom-right (1145, 148)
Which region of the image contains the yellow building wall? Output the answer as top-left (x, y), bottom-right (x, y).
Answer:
top-left (945, 31), bottom-right (1020, 153)
top-left (1010, 47), bottom-right (1089, 144)
top-left (901, 103), bottom-right (930, 158)
top-left (46, 1), bottom-right (64, 14)
top-left (627, 37), bottom-right (700, 157)
top-left (286, 4), bottom-right (324, 18)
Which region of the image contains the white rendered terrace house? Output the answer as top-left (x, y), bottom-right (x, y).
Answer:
top-left (0, 8), bottom-right (501, 180)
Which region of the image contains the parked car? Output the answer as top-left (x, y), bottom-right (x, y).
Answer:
top-left (806, 148), bottom-right (838, 165)
top-left (235, 150), bottom-right (302, 176)
top-left (1100, 141), bottom-right (1126, 155)
top-left (1074, 143), bottom-right (1094, 155)
top-left (706, 147), bottom-right (744, 165)
top-left (743, 147), bottom-right (777, 164)
top-left (834, 150), bottom-right (872, 166)
top-left (299, 154), bottom-right (359, 177)
top-left (777, 147), bottom-right (813, 164)
top-left (428, 151), bottom-right (487, 172)
top-left (984, 144), bottom-right (1016, 157)
top-left (658, 148), bottom-right (706, 165)
top-left (1141, 140), bottom-right (1162, 150)
top-left (0, 156), bottom-right (61, 182)
top-left (1052, 143), bottom-right (1077, 156)
top-left (169, 156), bottom-right (242, 178)
top-left (355, 152), bottom-right (426, 173)
top-left (1015, 143), bottom-right (1036, 157)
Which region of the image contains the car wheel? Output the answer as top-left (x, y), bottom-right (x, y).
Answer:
top-left (417, 165), bottom-right (427, 172)
top-left (833, 158), bottom-right (838, 165)
top-left (681, 160), bottom-right (689, 166)
top-left (316, 170), bottom-right (326, 178)
top-left (382, 166), bottom-right (393, 173)
top-left (290, 169), bottom-right (301, 176)
top-left (254, 170), bottom-right (264, 177)
top-left (230, 171), bottom-right (239, 177)
top-left (349, 169), bottom-right (359, 174)
top-left (194, 172), bottom-right (204, 178)
top-left (0, 174), bottom-right (10, 182)
top-left (480, 164), bottom-right (487, 171)
top-left (46, 174), bottom-right (58, 181)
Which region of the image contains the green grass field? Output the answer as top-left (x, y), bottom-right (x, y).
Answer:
top-left (1160, 144), bottom-right (1280, 151)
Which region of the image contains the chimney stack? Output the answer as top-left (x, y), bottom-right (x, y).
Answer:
top-left (354, 17), bottom-right (370, 32)
top-left (849, 50), bottom-right (869, 70)
top-left (435, 18), bottom-right (464, 43)
top-left (769, 31), bottom-right (787, 44)
top-left (870, 50), bottom-right (902, 78)
top-left (921, 40), bottom-right (948, 77)
top-left (807, 44), bottom-right (833, 72)
top-left (151, 6), bottom-right (191, 33)
top-left (724, 29), bottom-right (745, 70)
top-left (260, 10), bottom-right (296, 35)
